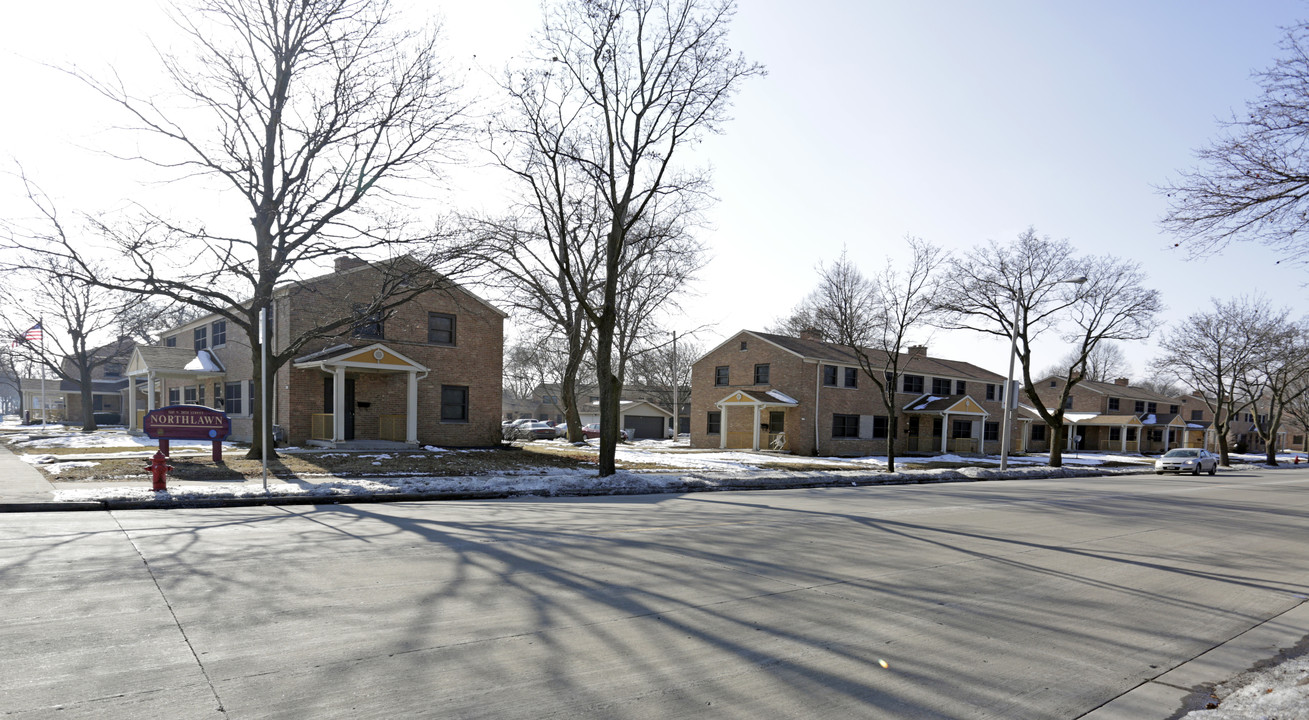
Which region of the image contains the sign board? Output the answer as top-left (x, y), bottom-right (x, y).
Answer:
top-left (143, 405), bottom-right (231, 462)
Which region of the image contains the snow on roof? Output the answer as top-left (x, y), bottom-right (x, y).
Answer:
top-left (1143, 414), bottom-right (1157, 425)
top-left (1063, 412), bottom-right (1099, 423)
top-left (912, 395), bottom-right (944, 410)
top-left (766, 389), bottom-right (798, 404)
top-left (183, 349), bottom-right (223, 373)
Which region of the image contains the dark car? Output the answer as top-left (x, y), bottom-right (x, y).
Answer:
top-left (581, 423), bottom-right (629, 441)
top-left (515, 422), bottom-right (559, 441)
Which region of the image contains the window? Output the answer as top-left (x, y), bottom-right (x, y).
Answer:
top-left (103, 363), bottom-right (124, 378)
top-left (1191, 409), bottom-right (1203, 421)
top-left (844, 367), bottom-right (857, 388)
top-left (1049, 380), bottom-right (1057, 388)
top-left (213, 382), bottom-right (223, 409)
top-left (1147, 402), bottom-right (1157, 414)
top-left (951, 420), bottom-right (972, 439)
top-left (194, 326), bottom-right (207, 351)
top-left (165, 336), bottom-right (177, 347)
top-left (1295, 435), bottom-right (1305, 445)
top-left (1126, 428), bottom-right (1137, 441)
top-left (428, 313), bottom-right (456, 345)
top-left (932, 418), bottom-right (943, 437)
top-left (932, 378), bottom-right (951, 395)
top-left (224, 382), bottom-right (243, 415)
top-left (1169, 405), bottom-right (1179, 414)
top-left (352, 304), bottom-right (384, 339)
top-left (1149, 429), bottom-right (1163, 442)
top-left (1109, 427), bottom-right (1121, 441)
top-left (714, 366), bottom-right (729, 386)
top-left (707, 411), bottom-right (721, 435)
top-left (169, 388), bottom-right (180, 405)
top-left (197, 385), bottom-right (205, 406)
top-left (832, 414), bottom-right (859, 438)
top-left (955, 380), bottom-right (966, 395)
top-left (1134, 400), bottom-right (1145, 413)
top-left (984, 422), bottom-right (999, 441)
top-left (904, 375), bottom-right (924, 394)
top-left (871, 415), bottom-right (888, 439)
top-left (907, 417), bottom-right (920, 435)
top-left (1064, 396), bottom-right (1074, 410)
top-left (184, 386), bottom-right (197, 404)
top-left (1108, 397), bottom-right (1119, 412)
top-left (739, 341), bottom-right (748, 351)
top-left (1031, 424), bottom-right (1047, 441)
top-left (986, 383), bottom-right (996, 401)
top-left (823, 365), bottom-right (838, 386)
top-left (754, 364), bottom-right (770, 385)
top-left (211, 320), bottom-right (226, 347)
top-left (248, 381), bottom-right (256, 412)
top-left (440, 385), bottom-right (469, 422)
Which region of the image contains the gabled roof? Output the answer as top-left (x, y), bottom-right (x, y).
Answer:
top-left (733, 331), bottom-right (1005, 382)
top-left (292, 342), bottom-right (428, 373)
top-left (20, 378), bottom-right (126, 394)
top-left (1041, 376), bottom-right (1180, 403)
top-left (902, 394), bottom-right (987, 415)
top-left (714, 388), bottom-right (800, 407)
top-left (126, 346), bottom-right (225, 375)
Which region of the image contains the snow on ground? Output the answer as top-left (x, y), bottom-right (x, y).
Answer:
top-left (1179, 652), bottom-right (1309, 718)
top-left (5, 429), bottom-right (237, 451)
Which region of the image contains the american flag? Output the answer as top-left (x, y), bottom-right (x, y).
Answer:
top-left (12, 323), bottom-right (42, 347)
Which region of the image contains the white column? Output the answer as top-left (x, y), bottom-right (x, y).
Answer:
top-left (406, 370), bottom-right (418, 444)
top-left (147, 372), bottom-right (156, 411)
top-left (1163, 427), bottom-right (1171, 451)
top-left (128, 376), bottom-right (137, 430)
top-left (719, 406), bottom-right (727, 449)
top-left (941, 413), bottom-right (949, 454)
top-left (333, 365), bottom-right (346, 442)
top-left (1121, 425), bottom-right (1127, 453)
top-left (752, 405), bottom-right (761, 451)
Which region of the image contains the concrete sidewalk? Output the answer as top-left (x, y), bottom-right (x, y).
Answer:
top-left (0, 443), bottom-right (65, 510)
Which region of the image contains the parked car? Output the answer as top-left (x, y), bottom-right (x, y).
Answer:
top-left (1154, 448), bottom-right (1218, 475)
top-left (581, 423), bottom-right (629, 441)
top-left (503, 418), bottom-right (534, 439)
top-left (514, 421), bottom-right (560, 441)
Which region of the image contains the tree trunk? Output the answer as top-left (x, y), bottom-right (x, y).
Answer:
top-left (1215, 425), bottom-right (1231, 466)
top-left (595, 224), bottom-right (623, 477)
top-left (561, 357), bottom-right (585, 443)
top-left (886, 408), bottom-right (898, 473)
top-left (78, 380), bottom-right (97, 432)
top-left (1048, 423), bottom-right (1064, 467)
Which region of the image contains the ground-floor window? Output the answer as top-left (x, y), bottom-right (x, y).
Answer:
top-left (441, 385), bottom-right (469, 422)
top-left (707, 411), bottom-right (721, 435)
top-left (1126, 427), bottom-right (1137, 441)
top-left (1109, 427), bottom-right (1121, 441)
top-left (871, 415), bottom-right (888, 439)
top-left (169, 388), bottom-right (180, 405)
top-left (225, 382), bottom-right (243, 415)
top-left (951, 419), bottom-right (972, 438)
top-left (984, 421), bottom-right (999, 441)
top-left (1295, 434), bottom-right (1305, 445)
top-left (832, 414), bottom-right (859, 438)
top-left (184, 386), bottom-right (197, 404)
top-left (932, 418), bottom-right (943, 437)
top-left (1031, 424), bottom-right (1046, 441)
top-left (214, 382), bottom-right (224, 410)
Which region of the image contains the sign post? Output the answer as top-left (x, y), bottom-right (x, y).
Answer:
top-left (143, 405), bottom-right (232, 462)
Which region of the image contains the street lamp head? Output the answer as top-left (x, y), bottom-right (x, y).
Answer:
top-left (1062, 276), bottom-right (1088, 285)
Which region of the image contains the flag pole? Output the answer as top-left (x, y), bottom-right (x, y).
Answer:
top-left (39, 319), bottom-right (46, 429)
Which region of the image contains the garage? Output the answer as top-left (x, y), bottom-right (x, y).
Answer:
top-left (623, 414), bottom-right (666, 440)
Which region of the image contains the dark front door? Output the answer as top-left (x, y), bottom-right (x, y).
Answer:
top-left (323, 377), bottom-right (356, 440)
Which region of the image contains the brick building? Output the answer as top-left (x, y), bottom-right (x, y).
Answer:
top-left (1031, 377), bottom-right (1212, 453)
top-left (123, 259), bottom-right (505, 447)
top-left (690, 330), bottom-right (1029, 457)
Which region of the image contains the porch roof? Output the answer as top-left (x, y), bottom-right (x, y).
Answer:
top-left (903, 394), bottom-right (986, 416)
top-left (1067, 413), bottom-right (1143, 426)
top-left (292, 342), bottom-right (428, 373)
top-left (714, 388), bottom-right (799, 408)
top-left (125, 346), bottom-right (226, 377)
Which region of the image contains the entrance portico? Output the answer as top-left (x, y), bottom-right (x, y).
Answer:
top-left (292, 343), bottom-right (429, 447)
top-left (714, 389), bottom-right (799, 451)
top-left (124, 346), bottom-right (227, 431)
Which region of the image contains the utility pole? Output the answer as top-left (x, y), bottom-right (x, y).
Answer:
top-left (671, 331), bottom-right (678, 439)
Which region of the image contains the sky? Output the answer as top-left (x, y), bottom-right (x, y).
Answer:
top-left (2, 0), bottom-right (1307, 383)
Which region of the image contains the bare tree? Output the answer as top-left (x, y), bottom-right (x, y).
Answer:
top-left (936, 228), bottom-right (1162, 467)
top-left (1151, 297), bottom-right (1272, 466)
top-left (1038, 342), bottom-right (1131, 383)
top-left (1240, 315), bottom-right (1309, 465)
top-left (1161, 24), bottom-right (1309, 263)
top-left (514, 0), bottom-right (762, 475)
top-left (626, 335), bottom-right (702, 435)
top-left (5, 0), bottom-right (471, 457)
top-left (795, 240), bottom-right (945, 471)
top-left (1135, 373), bottom-right (1184, 398)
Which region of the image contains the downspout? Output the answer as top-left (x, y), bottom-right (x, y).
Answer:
top-left (814, 362), bottom-right (821, 456)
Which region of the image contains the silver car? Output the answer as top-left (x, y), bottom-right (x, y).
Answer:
top-left (1154, 448), bottom-right (1218, 475)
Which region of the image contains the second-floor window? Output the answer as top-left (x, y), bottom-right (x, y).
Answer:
top-left (955, 380), bottom-right (966, 395)
top-left (844, 367), bottom-right (857, 388)
top-left (714, 366), bottom-right (729, 386)
top-left (931, 378), bottom-right (951, 395)
top-left (165, 336), bottom-right (177, 347)
top-left (1147, 402), bottom-right (1157, 414)
top-left (823, 365), bottom-right (838, 386)
top-left (1169, 405), bottom-right (1179, 414)
top-left (194, 326), bottom-right (207, 351)
top-left (1191, 409), bottom-right (1203, 421)
top-left (428, 312), bottom-right (456, 345)
top-left (352, 304), bottom-right (384, 339)
top-left (904, 375), bottom-right (924, 394)
top-left (1108, 397), bottom-right (1119, 412)
top-left (754, 364), bottom-right (769, 385)
top-left (211, 320), bottom-right (226, 347)
top-left (1134, 400), bottom-right (1145, 413)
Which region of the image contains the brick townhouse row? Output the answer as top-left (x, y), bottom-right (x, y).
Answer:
top-left (117, 258), bottom-right (506, 447)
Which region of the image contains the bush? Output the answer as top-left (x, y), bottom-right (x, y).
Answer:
top-left (93, 412), bottom-right (122, 425)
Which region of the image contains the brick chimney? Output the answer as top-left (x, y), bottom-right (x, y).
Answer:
top-left (799, 327), bottom-right (824, 342)
top-left (335, 256), bottom-right (369, 272)
top-left (908, 345), bottom-right (927, 357)
top-left (1113, 377), bottom-right (1129, 386)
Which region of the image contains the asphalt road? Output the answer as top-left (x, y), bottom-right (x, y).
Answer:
top-left (3, 468), bottom-right (1308, 719)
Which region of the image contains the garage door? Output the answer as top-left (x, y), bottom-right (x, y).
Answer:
top-left (623, 415), bottom-right (665, 440)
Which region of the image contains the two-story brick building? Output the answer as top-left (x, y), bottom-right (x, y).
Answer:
top-left (690, 330), bottom-right (1031, 457)
top-left (1031, 377), bottom-right (1213, 453)
top-left (122, 258), bottom-right (505, 447)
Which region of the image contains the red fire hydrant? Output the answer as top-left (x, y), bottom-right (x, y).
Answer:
top-left (145, 450), bottom-right (173, 491)
top-left (1296, 455), bottom-right (1302, 465)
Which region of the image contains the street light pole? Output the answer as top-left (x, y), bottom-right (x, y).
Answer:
top-left (998, 276), bottom-right (1087, 471)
